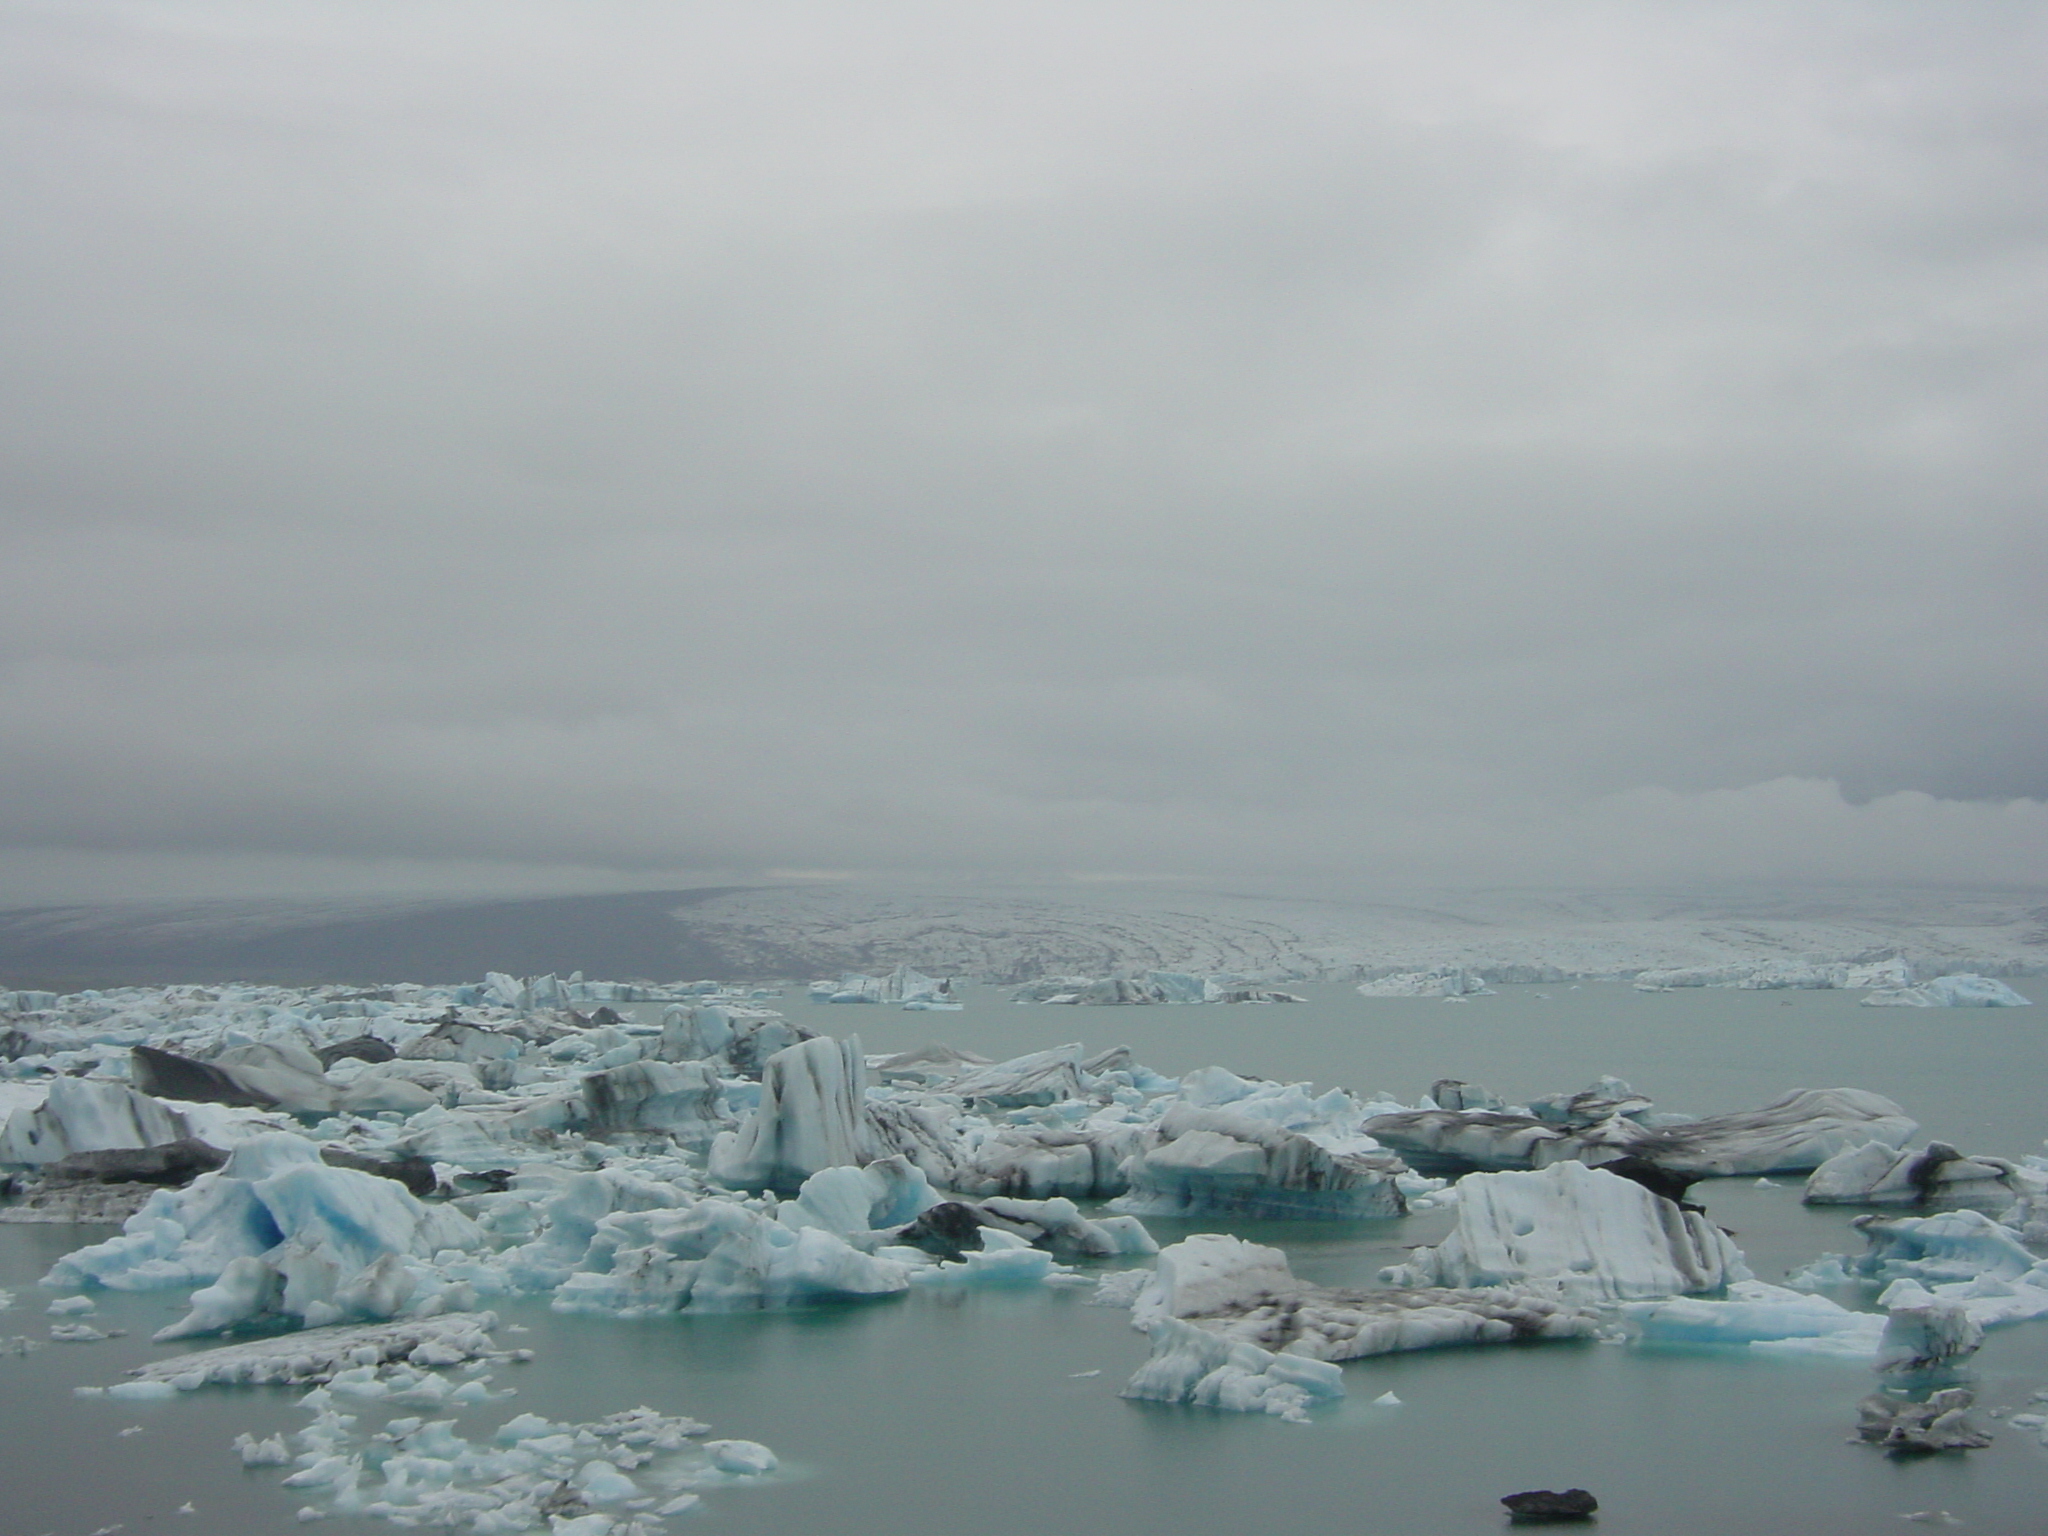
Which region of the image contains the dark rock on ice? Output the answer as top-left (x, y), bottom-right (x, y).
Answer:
top-left (316, 1035), bottom-right (397, 1068)
top-left (1501, 1488), bottom-right (1598, 1522)
top-left (318, 1147), bottom-right (439, 1197)
top-left (47, 1137), bottom-right (228, 1186)
top-left (1588, 1155), bottom-right (1702, 1211)
top-left (895, 1201), bottom-right (990, 1261)
top-left (130, 1044), bottom-right (288, 1110)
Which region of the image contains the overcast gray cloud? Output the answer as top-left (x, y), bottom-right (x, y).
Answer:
top-left (2, 0), bottom-right (2044, 900)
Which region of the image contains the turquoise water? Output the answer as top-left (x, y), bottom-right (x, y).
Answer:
top-left (6, 982), bottom-right (2047, 1534)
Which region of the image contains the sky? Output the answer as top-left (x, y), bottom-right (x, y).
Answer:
top-left (2, 1), bottom-right (2045, 903)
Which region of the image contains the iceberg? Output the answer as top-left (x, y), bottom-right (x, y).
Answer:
top-left (957, 1124), bottom-right (1141, 1201)
top-left (1862, 975), bottom-right (2032, 1008)
top-left (1121, 1235), bottom-right (1597, 1370)
top-left (868, 1042), bottom-right (993, 1085)
top-left (131, 1042), bottom-right (337, 1115)
top-left (1364, 1086), bottom-right (1915, 1178)
top-left (548, 1199), bottom-right (914, 1315)
top-left (0, 1078), bottom-right (191, 1165)
top-left (45, 1132), bottom-right (483, 1338)
top-left (1121, 1315), bottom-right (1345, 1423)
top-left (245, 1393), bottom-right (770, 1531)
top-left (1381, 1162), bottom-right (1749, 1302)
top-left (580, 1060), bottom-right (728, 1144)
top-left (1356, 968), bottom-right (1491, 998)
top-left (1622, 1280), bottom-right (1886, 1360)
top-left (708, 1035), bottom-right (878, 1192)
top-left (1875, 1287), bottom-right (1983, 1374)
top-left (1794, 1208), bottom-right (2043, 1287)
top-left (1803, 1141), bottom-right (2016, 1206)
top-left (779, 1157), bottom-right (942, 1235)
top-left (943, 1043), bottom-right (1092, 1107)
top-left (117, 1312), bottom-right (502, 1389)
top-left (1113, 1104), bottom-right (1407, 1220)
top-left (1857, 1389), bottom-right (1993, 1452)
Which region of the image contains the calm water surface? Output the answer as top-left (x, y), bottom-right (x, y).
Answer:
top-left (5, 983), bottom-right (2046, 1535)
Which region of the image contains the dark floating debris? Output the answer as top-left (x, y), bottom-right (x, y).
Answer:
top-left (1502, 1487), bottom-right (1598, 1523)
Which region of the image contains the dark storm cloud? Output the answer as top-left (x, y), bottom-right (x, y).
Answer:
top-left (2, 1), bottom-right (2045, 898)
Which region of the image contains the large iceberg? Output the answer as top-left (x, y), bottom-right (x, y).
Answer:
top-left (708, 1035), bottom-right (878, 1192)
top-left (1381, 1162), bottom-right (1749, 1301)
top-left (45, 1132), bottom-right (483, 1338)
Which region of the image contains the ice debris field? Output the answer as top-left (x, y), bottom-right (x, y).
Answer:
top-left (0, 958), bottom-right (2041, 1530)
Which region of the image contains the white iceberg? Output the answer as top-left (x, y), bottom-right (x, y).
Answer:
top-left (0, 1078), bottom-right (192, 1166)
top-left (1381, 1162), bottom-right (1749, 1302)
top-left (1120, 1315), bottom-right (1345, 1424)
top-left (1803, 1141), bottom-right (2016, 1206)
top-left (708, 1035), bottom-right (878, 1192)
top-left (1862, 975), bottom-right (2031, 1008)
top-left (1356, 968), bottom-right (1491, 998)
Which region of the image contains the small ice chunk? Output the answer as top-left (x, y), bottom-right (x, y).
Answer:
top-left (1372, 1391), bottom-right (1402, 1406)
top-left (107, 1380), bottom-right (179, 1401)
top-left (705, 1439), bottom-right (777, 1475)
top-left (235, 1432), bottom-right (291, 1466)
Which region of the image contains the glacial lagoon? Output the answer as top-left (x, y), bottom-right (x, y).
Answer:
top-left (5, 980), bottom-right (2047, 1535)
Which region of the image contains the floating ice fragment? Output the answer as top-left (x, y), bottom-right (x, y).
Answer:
top-left (705, 1439), bottom-right (777, 1474)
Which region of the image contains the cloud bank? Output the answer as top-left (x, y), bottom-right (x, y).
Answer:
top-left (1, 2), bottom-right (2043, 898)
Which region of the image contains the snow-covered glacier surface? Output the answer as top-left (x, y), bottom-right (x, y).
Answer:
top-left (661, 882), bottom-right (2048, 986)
